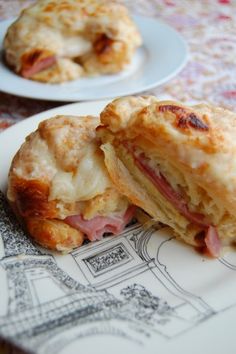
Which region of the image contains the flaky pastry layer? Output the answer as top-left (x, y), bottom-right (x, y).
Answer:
top-left (99, 96), bottom-right (236, 251)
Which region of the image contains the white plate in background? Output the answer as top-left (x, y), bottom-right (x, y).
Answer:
top-left (0, 16), bottom-right (188, 101)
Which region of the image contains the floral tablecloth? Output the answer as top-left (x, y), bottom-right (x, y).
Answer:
top-left (0, 0), bottom-right (236, 132)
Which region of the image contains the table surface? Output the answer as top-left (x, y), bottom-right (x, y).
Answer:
top-left (0, 0), bottom-right (236, 132)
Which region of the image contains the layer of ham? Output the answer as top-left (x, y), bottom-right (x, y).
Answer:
top-left (21, 55), bottom-right (56, 78)
top-left (123, 142), bottom-right (221, 257)
top-left (64, 205), bottom-right (136, 242)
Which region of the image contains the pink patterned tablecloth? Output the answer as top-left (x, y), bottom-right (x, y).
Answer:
top-left (0, 0), bottom-right (236, 132)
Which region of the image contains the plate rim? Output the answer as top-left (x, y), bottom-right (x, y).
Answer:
top-left (0, 15), bottom-right (188, 101)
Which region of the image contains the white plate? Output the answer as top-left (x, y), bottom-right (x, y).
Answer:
top-left (1, 102), bottom-right (236, 354)
top-left (0, 16), bottom-right (188, 101)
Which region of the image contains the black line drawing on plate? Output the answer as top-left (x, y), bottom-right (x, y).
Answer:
top-left (71, 224), bottom-right (215, 338)
top-left (220, 258), bottom-right (236, 270)
top-left (0, 192), bottom-right (131, 353)
top-left (1, 190), bottom-right (236, 353)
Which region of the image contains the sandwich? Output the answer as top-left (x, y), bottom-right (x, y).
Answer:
top-left (98, 95), bottom-right (236, 257)
top-left (3, 0), bottom-right (142, 83)
top-left (7, 115), bottom-right (135, 251)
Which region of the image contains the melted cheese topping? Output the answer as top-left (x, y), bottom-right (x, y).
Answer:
top-left (11, 127), bottom-right (112, 205)
top-left (12, 132), bottom-right (57, 182)
top-left (61, 36), bottom-right (92, 57)
top-left (49, 143), bottom-right (111, 202)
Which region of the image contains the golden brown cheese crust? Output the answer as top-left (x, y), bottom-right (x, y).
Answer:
top-left (100, 95), bottom-right (159, 132)
top-left (7, 114), bottom-right (128, 251)
top-left (99, 96), bottom-right (236, 249)
top-left (4, 0), bottom-right (142, 83)
top-left (26, 218), bottom-right (84, 251)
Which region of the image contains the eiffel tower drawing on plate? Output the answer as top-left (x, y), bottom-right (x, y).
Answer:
top-left (0, 191), bottom-right (216, 354)
top-left (0, 192), bottom-right (125, 353)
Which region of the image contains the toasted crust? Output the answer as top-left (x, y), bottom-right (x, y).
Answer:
top-left (26, 218), bottom-right (84, 251)
top-left (8, 177), bottom-right (58, 218)
top-left (38, 114), bottom-right (99, 172)
top-left (7, 114), bottom-right (128, 251)
top-left (99, 96), bottom-right (236, 248)
top-left (4, 0), bottom-right (142, 83)
top-left (100, 95), bottom-right (159, 132)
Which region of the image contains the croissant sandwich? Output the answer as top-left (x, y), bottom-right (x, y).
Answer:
top-left (4, 0), bottom-right (142, 83)
top-left (98, 95), bottom-right (236, 257)
top-left (7, 115), bottom-right (135, 251)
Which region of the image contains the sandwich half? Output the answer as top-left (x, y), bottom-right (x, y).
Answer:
top-left (98, 96), bottom-right (236, 257)
top-left (7, 115), bottom-right (135, 251)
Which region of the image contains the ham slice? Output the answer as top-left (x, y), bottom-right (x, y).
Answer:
top-left (205, 226), bottom-right (221, 258)
top-left (133, 151), bottom-right (209, 228)
top-left (124, 142), bottom-right (221, 257)
top-left (64, 205), bottom-right (136, 242)
top-left (21, 52), bottom-right (56, 78)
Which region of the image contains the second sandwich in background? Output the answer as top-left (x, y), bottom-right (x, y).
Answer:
top-left (98, 95), bottom-right (236, 258)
